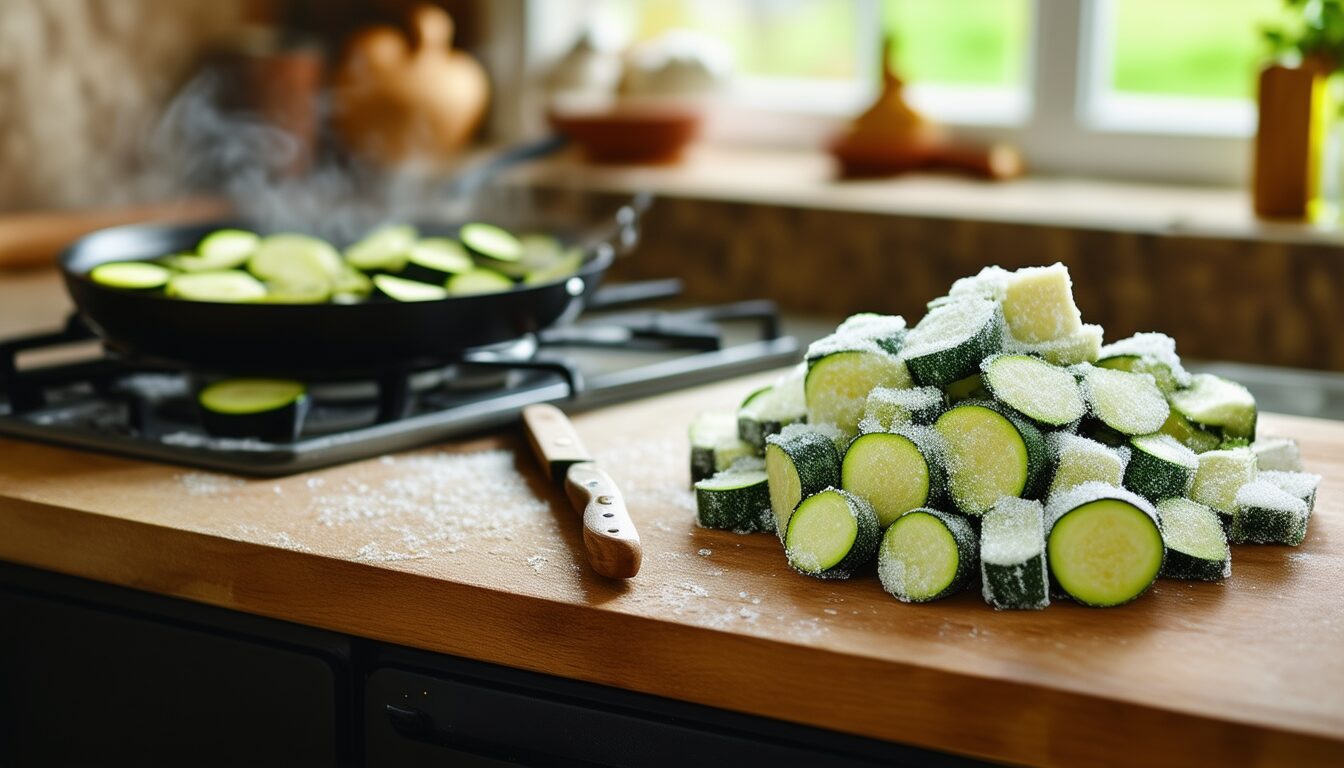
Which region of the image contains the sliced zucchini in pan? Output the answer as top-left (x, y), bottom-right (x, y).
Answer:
top-left (166, 270), bottom-right (267, 303)
top-left (373, 274), bottom-right (448, 302)
top-left (344, 225), bottom-right (416, 273)
top-left (249, 233), bottom-right (343, 289)
top-left (169, 229), bottom-right (260, 272)
top-left (447, 269), bottom-right (514, 296)
top-left (198, 378), bottom-right (308, 441)
top-left (90, 261), bottom-right (172, 290)
top-left (523, 248), bottom-right (586, 286)
top-left (403, 238), bottom-right (473, 282)
top-left (460, 222), bottom-right (523, 266)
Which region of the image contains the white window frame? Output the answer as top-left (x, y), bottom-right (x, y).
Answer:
top-left (512, 0), bottom-right (1255, 185)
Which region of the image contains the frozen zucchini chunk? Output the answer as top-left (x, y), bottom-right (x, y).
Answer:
top-left (1170, 373), bottom-right (1257, 441)
top-left (785, 488), bottom-right (880, 579)
top-left (857, 385), bottom-right (944, 434)
top-left (689, 411), bottom-right (757, 484)
top-left (934, 402), bottom-right (1048, 516)
top-left (903, 296), bottom-right (1004, 388)
top-left (1079, 364), bottom-right (1170, 437)
top-left (981, 353), bottom-right (1087, 428)
top-left (1189, 447), bottom-right (1257, 524)
top-left (1045, 482), bottom-right (1163, 607)
top-left (1251, 437), bottom-right (1302, 472)
top-left (1123, 433), bottom-right (1199, 502)
top-left (1260, 470), bottom-right (1321, 511)
top-left (738, 365), bottom-right (807, 448)
top-left (879, 508), bottom-right (977, 602)
top-left (765, 424), bottom-right (842, 540)
top-left (1002, 263), bottom-right (1083, 344)
top-left (1095, 332), bottom-right (1192, 394)
top-left (841, 426), bottom-right (948, 528)
top-left (981, 497), bottom-right (1050, 610)
top-left (694, 463), bottom-right (772, 533)
top-left (805, 314), bottom-right (910, 435)
top-left (1047, 432), bottom-right (1129, 497)
top-left (1232, 479), bottom-right (1310, 545)
top-left (1004, 323), bottom-right (1103, 366)
top-left (1157, 497), bottom-right (1230, 581)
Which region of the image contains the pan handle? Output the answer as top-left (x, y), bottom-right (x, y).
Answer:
top-left (577, 191), bottom-right (653, 262)
top-left (441, 134), bottom-right (570, 199)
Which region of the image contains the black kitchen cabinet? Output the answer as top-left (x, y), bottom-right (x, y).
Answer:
top-left (0, 564), bottom-right (352, 768)
top-left (0, 563), bottom-right (982, 767)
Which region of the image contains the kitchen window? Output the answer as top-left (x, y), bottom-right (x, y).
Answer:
top-left (525, 0), bottom-right (1288, 184)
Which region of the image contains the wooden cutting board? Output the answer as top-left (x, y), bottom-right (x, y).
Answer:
top-left (0, 371), bottom-right (1341, 766)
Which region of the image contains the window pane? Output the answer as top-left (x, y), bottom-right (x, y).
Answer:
top-left (596, 0), bottom-right (862, 80)
top-left (1107, 0), bottom-right (1284, 100)
top-left (881, 0), bottom-right (1031, 88)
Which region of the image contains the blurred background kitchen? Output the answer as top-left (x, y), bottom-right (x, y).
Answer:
top-left (3, 0), bottom-right (1344, 417)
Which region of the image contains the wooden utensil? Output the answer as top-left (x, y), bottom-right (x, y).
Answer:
top-left (522, 404), bottom-right (642, 579)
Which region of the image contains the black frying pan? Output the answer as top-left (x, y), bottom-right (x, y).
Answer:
top-left (59, 198), bottom-right (646, 378)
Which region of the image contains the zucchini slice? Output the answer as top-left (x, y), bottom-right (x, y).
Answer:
top-left (784, 488), bottom-right (880, 579)
top-left (460, 222), bottom-right (523, 263)
top-left (403, 237), bottom-right (472, 281)
top-left (1189, 447), bottom-right (1257, 523)
top-left (689, 411), bottom-right (757, 484)
top-left (373, 274), bottom-right (448, 302)
top-left (738, 367), bottom-right (807, 448)
top-left (902, 296), bottom-right (1003, 387)
top-left (198, 378), bottom-right (308, 442)
top-left (1232, 478), bottom-right (1310, 545)
top-left (695, 467), bottom-right (772, 533)
top-left (1252, 437), bottom-right (1303, 472)
top-left (857, 385), bottom-right (943, 434)
top-left (261, 281), bottom-right (330, 304)
top-left (946, 265), bottom-right (1012, 301)
top-left (523, 248), bottom-right (585, 286)
top-left (1004, 323), bottom-right (1103, 366)
top-left (840, 427), bottom-right (947, 528)
top-left (1080, 365), bottom-right (1170, 436)
top-left (90, 261), bottom-right (172, 290)
top-left (166, 270), bottom-right (267, 303)
top-left (196, 228), bottom-right (260, 269)
top-left (249, 233), bottom-right (343, 289)
top-left (1045, 483), bottom-right (1164, 607)
top-left (764, 425), bottom-right (842, 539)
top-left (1157, 498), bottom-right (1230, 581)
top-left (1095, 332), bottom-right (1192, 394)
top-left (343, 225), bottom-right (416, 273)
top-left (981, 353), bottom-right (1086, 427)
top-left (1170, 373), bottom-right (1257, 441)
top-left (804, 314), bottom-right (910, 434)
top-left (878, 508), bottom-right (977, 602)
top-left (1123, 433), bottom-right (1198, 502)
top-left (1001, 262), bottom-right (1083, 344)
top-left (981, 497), bottom-right (1050, 610)
top-left (1159, 409), bottom-right (1222, 454)
top-left (1260, 469), bottom-right (1321, 510)
top-left (1047, 432), bottom-right (1129, 497)
top-left (446, 268), bottom-right (514, 296)
top-left (332, 264), bottom-right (373, 299)
top-left (933, 402), bottom-right (1047, 516)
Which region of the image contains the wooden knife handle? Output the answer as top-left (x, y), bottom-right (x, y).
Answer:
top-left (564, 462), bottom-right (642, 579)
top-left (521, 403), bottom-right (592, 482)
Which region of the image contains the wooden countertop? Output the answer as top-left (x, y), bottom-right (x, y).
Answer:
top-left (1, 369), bottom-right (1342, 766)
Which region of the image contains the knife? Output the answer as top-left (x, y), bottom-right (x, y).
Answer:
top-left (521, 404), bottom-right (642, 579)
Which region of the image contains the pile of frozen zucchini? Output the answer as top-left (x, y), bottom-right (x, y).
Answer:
top-left (690, 264), bottom-right (1321, 609)
top-left (87, 223), bottom-right (584, 304)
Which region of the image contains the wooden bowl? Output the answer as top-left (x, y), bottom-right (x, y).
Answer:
top-left (547, 106), bottom-right (701, 165)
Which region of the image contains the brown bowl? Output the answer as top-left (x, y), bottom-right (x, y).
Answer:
top-left (548, 106), bottom-right (701, 165)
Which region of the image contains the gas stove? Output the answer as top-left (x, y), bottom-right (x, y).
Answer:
top-left (0, 279), bottom-right (797, 475)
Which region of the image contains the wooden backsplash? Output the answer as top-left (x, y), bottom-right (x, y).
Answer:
top-left (551, 191), bottom-right (1344, 371)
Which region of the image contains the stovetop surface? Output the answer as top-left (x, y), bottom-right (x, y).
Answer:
top-left (0, 280), bottom-right (799, 475)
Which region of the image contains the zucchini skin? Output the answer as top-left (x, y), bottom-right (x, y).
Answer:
top-left (1123, 439), bottom-right (1196, 503)
top-left (786, 488), bottom-right (880, 580)
top-left (690, 446), bottom-right (716, 484)
top-left (983, 553), bottom-right (1048, 610)
top-left (695, 477), bottom-right (773, 533)
top-left (765, 427), bottom-right (842, 539)
top-left (199, 397), bottom-right (309, 442)
top-left (905, 306), bottom-right (1004, 388)
top-left (737, 383), bottom-right (805, 449)
top-left (1161, 547), bottom-right (1229, 581)
top-left (879, 508), bottom-right (978, 602)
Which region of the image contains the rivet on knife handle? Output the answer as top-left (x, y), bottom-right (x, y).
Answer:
top-left (564, 462), bottom-right (642, 579)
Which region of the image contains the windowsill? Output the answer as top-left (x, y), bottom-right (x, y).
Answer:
top-left (506, 144), bottom-right (1344, 245)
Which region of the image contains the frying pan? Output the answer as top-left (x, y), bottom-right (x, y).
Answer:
top-left (59, 197), bottom-right (647, 378)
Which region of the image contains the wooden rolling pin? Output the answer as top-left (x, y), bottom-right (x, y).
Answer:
top-left (0, 198), bottom-right (231, 270)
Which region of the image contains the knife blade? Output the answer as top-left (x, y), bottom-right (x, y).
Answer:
top-left (521, 404), bottom-right (642, 579)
